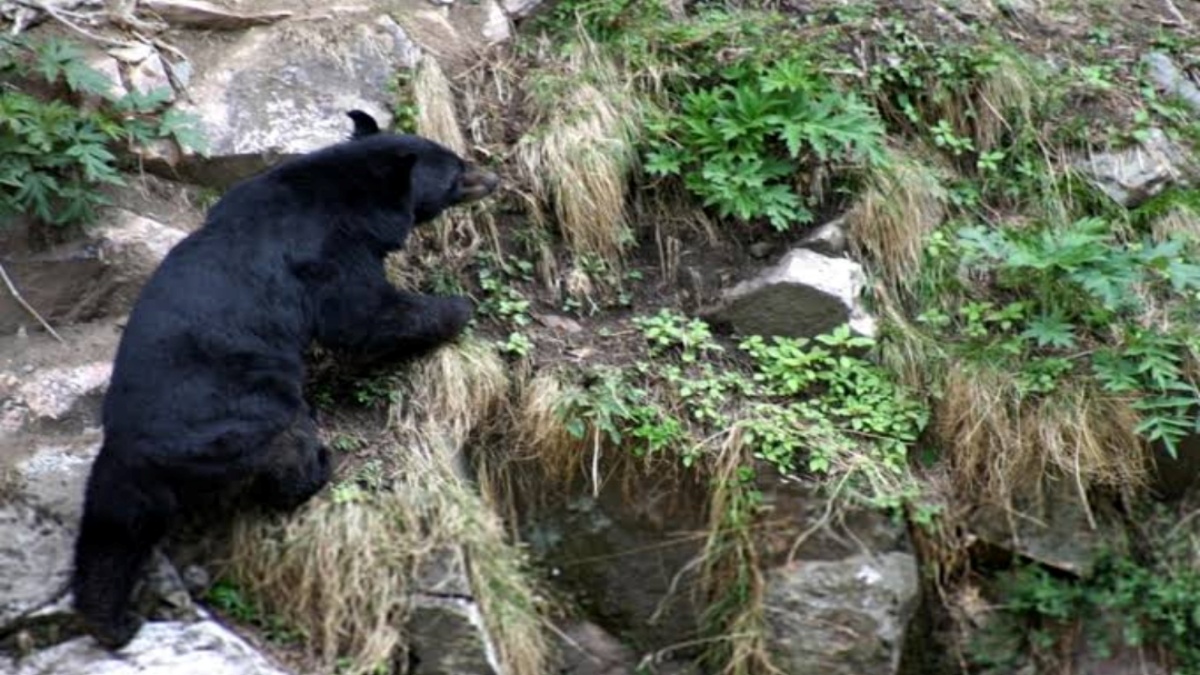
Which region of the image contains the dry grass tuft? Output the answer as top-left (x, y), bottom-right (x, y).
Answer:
top-left (974, 50), bottom-right (1040, 154)
top-left (510, 372), bottom-right (587, 484)
top-left (387, 340), bottom-right (548, 675)
top-left (1150, 204), bottom-right (1200, 245)
top-left (226, 492), bottom-right (412, 673)
top-left (224, 340), bottom-right (549, 675)
top-left (936, 361), bottom-right (1147, 508)
top-left (411, 56), bottom-right (497, 255)
top-left (396, 338), bottom-right (511, 451)
top-left (698, 430), bottom-right (781, 675)
top-left (515, 34), bottom-right (643, 266)
top-left (414, 56), bottom-right (468, 155)
top-left (847, 144), bottom-right (950, 294)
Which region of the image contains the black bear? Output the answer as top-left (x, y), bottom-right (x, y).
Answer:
top-left (71, 111), bottom-right (498, 649)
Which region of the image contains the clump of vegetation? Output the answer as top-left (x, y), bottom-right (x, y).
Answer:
top-left (0, 35), bottom-right (204, 228)
top-left (224, 341), bottom-right (549, 675)
top-left (515, 33), bottom-right (643, 266)
top-left (644, 55), bottom-right (885, 231)
top-left (542, 312), bottom-right (928, 670)
top-left (973, 548), bottom-right (1200, 674)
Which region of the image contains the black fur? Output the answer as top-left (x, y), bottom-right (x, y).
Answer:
top-left (71, 112), bottom-right (499, 649)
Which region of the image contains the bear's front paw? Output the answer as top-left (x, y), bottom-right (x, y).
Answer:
top-left (444, 295), bottom-right (474, 332)
top-left (89, 611), bottom-right (144, 650)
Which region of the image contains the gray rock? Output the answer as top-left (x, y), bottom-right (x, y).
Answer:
top-left (524, 482), bottom-right (708, 653)
top-left (798, 215), bottom-right (848, 256)
top-left (82, 52), bottom-right (127, 100)
top-left (407, 595), bottom-right (501, 675)
top-left (556, 620), bottom-right (635, 675)
top-left (140, 0), bottom-right (292, 30)
top-left (502, 0), bottom-right (547, 18)
top-left (169, 14), bottom-right (417, 188)
top-left (763, 552), bottom-right (919, 675)
top-left (478, 0), bottom-right (512, 43)
top-left (0, 210), bottom-right (185, 336)
top-left (413, 545), bottom-right (473, 597)
top-left (15, 441), bottom-right (100, 523)
top-left (1142, 52), bottom-right (1200, 114)
top-left (969, 479), bottom-right (1124, 575)
top-left (706, 248), bottom-right (876, 340)
top-left (0, 441), bottom-right (98, 632)
top-left (0, 363), bottom-right (110, 438)
top-left (127, 53), bottom-right (174, 102)
top-left (0, 503), bottom-right (74, 630)
top-left (0, 619), bottom-right (292, 675)
top-left (1073, 127), bottom-right (1196, 207)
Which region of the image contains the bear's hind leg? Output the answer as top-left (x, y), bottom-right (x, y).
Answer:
top-left (72, 452), bottom-right (175, 649)
top-left (251, 410), bottom-right (332, 512)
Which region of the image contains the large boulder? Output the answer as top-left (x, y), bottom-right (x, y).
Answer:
top-left (763, 552), bottom-right (920, 675)
top-left (166, 11), bottom-right (418, 188)
top-left (704, 247), bottom-right (876, 340)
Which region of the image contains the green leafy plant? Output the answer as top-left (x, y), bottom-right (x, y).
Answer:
top-left (949, 217), bottom-right (1200, 455)
top-left (646, 56), bottom-right (885, 231)
top-left (974, 553), bottom-right (1200, 673)
top-left (206, 579), bottom-right (301, 645)
top-left (740, 326), bottom-right (928, 489)
top-left (633, 308), bottom-right (722, 362)
top-left (0, 36), bottom-right (205, 228)
top-left (477, 256), bottom-right (533, 327)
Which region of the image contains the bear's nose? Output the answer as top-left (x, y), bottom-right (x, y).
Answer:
top-left (458, 168), bottom-right (501, 202)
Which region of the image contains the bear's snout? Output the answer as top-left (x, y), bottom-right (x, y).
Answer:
top-left (457, 168), bottom-right (500, 203)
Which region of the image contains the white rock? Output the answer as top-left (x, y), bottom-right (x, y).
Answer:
top-left (0, 503), bottom-right (74, 628)
top-left (1074, 127), bottom-right (1196, 207)
top-left (3, 620), bottom-right (293, 675)
top-left (708, 248), bottom-right (876, 340)
top-left (764, 552), bottom-right (919, 675)
top-left (502, 0), bottom-right (547, 18)
top-left (479, 0), bottom-right (512, 44)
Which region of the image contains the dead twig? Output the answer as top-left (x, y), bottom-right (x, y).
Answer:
top-left (1161, 0), bottom-right (1193, 27)
top-left (0, 261), bottom-right (64, 343)
top-left (15, 0), bottom-right (143, 48)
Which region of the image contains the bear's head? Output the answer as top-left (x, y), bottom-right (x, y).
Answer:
top-left (346, 110), bottom-right (500, 224)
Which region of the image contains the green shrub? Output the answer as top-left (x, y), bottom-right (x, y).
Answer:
top-left (975, 554), bottom-right (1200, 673)
top-left (0, 36), bottom-right (205, 228)
top-left (645, 56), bottom-right (885, 231)
top-left (941, 217), bottom-right (1200, 456)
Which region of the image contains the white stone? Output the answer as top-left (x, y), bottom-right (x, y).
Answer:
top-left (709, 248), bottom-right (876, 340)
top-left (502, 0), bottom-right (546, 18)
top-left (1074, 127), bottom-right (1196, 207)
top-left (3, 620), bottom-right (293, 675)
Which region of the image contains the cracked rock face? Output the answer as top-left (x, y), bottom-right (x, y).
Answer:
top-left (763, 552), bottom-right (920, 675)
top-left (169, 13), bottom-right (417, 188)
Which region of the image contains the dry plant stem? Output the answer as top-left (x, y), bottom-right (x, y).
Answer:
top-left (15, 0), bottom-right (143, 48)
top-left (1161, 0), bottom-right (1192, 26)
top-left (0, 262), bottom-right (64, 343)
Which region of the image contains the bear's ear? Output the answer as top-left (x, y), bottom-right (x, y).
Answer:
top-left (347, 110), bottom-right (381, 139)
